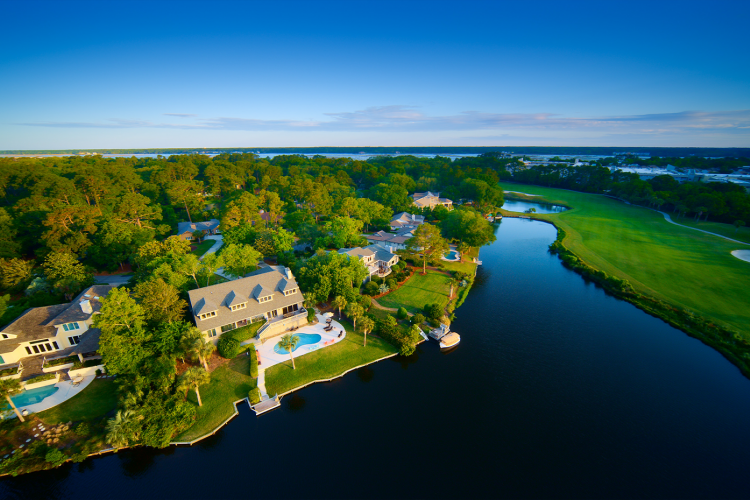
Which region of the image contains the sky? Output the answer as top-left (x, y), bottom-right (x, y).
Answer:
top-left (1, 0), bottom-right (749, 149)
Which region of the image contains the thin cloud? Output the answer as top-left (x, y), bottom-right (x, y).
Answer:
top-left (163, 113), bottom-right (197, 118)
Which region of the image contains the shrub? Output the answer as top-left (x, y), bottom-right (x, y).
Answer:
top-left (386, 278), bottom-right (397, 290)
top-left (423, 303), bottom-right (442, 320)
top-left (250, 350), bottom-right (259, 378)
top-left (428, 318), bottom-right (440, 328)
top-left (307, 308), bottom-right (316, 322)
top-left (371, 276), bottom-right (383, 285)
top-left (218, 336), bottom-right (241, 359)
top-left (364, 281), bottom-right (379, 296)
top-left (248, 387), bottom-right (261, 405)
top-left (412, 313), bottom-right (425, 325)
top-left (397, 307), bottom-right (408, 320)
top-left (75, 423), bottom-right (90, 437)
top-left (358, 294), bottom-right (372, 311)
top-left (45, 448), bottom-right (67, 467)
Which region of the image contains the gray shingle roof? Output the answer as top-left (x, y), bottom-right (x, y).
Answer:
top-left (187, 266), bottom-right (302, 332)
top-left (177, 219), bottom-right (220, 235)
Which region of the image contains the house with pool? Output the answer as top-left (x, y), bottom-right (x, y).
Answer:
top-left (339, 243), bottom-right (400, 283)
top-left (188, 266), bottom-right (307, 343)
top-left (0, 285), bottom-right (114, 381)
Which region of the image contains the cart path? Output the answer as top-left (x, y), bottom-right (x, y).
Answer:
top-left (656, 211), bottom-right (750, 246)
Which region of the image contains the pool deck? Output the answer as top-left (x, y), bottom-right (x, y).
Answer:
top-left (441, 244), bottom-right (460, 262)
top-left (14, 375), bottom-right (97, 416)
top-left (246, 314), bottom-right (347, 371)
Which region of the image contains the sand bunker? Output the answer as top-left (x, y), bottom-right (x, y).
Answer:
top-left (731, 250), bottom-right (750, 263)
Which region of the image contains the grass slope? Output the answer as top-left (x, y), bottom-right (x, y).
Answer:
top-left (669, 218), bottom-right (750, 245)
top-left (36, 379), bottom-right (117, 424)
top-left (499, 182), bottom-right (750, 338)
top-left (264, 319), bottom-right (397, 396)
top-left (190, 240), bottom-right (216, 257)
top-left (378, 271), bottom-right (451, 313)
top-left (173, 355), bottom-right (257, 443)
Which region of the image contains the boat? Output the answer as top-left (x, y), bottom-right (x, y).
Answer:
top-left (439, 332), bottom-right (461, 350)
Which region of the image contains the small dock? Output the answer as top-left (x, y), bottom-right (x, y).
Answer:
top-left (428, 323), bottom-right (451, 341)
top-left (252, 395), bottom-right (281, 415)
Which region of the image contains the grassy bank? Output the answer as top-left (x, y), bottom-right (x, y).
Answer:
top-left (173, 354), bottom-right (257, 443)
top-left (378, 271), bottom-right (451, 314)
top-left (264, 319), bottom-right (398, 396)
top-left (36, 379), bottom-right (117, 424)
top-left (499, 182), bottom-right (750, 374)
top-left (667, 218), bottom-right (750, 245)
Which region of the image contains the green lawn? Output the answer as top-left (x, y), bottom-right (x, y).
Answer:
top-left (173, 354), bottom-right (257, 443)
top-left (499, 182), bottom-right (750, 339)
top-left (378, 271), bottom-right (451, 314)
top-left (264, 319), bottom-right (398, 396)
top-left (36, 379), bottom-right (117, 425)
top-left (190, 240), bottom-right (216, 257)
top-left (439, 247), bottom-right (480, 274)
top-left (668, 217), bottom-right (750, 245)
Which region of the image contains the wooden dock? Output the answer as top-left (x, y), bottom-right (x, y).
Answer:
top-left (252, 395), bottom-right (281, 415)
top-left (428, 323), bottom-right (451, 341)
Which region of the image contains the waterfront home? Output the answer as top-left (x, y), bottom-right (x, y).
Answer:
top-left (176, 219), bottom-right (221, 241)
top-left (410, 191), bottom-right (453, 210)
top-left (339, 244), bottom-right (399, 282)
top-left (0, 285), bottom-right (114, 378)
top-left (188, 266), bottom-right (307, 343)
top-left (364, 228), bottom-right (414, 251)
top-left (390, 212), bottom-right (424, 231)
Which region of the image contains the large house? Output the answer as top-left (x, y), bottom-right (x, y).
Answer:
top-left (188, 266), bottom-right (307, 343)
top-left (177, 219), bottom-right (221, 241)
top-left (339, 244), bottom-right (400, 282)
top-left (0, 285), bottom-right (115, 375)
top-left (390, 212), bottom-right (424, 231)
top-left (411, 192), bottom-right (453, 210)
top-left (364, 228), bottom-right (414, 251)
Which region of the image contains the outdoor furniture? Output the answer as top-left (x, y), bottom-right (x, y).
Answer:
top-left (72, 376), bottom-right (83, 386)
top-left (338, 332), bottom-right (343, 338)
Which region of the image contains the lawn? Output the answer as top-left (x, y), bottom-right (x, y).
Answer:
top-left (499, 182), bottom-right (750, 339)
top-left (378, 270), bottom-right (451, 314)
top-left (668, 218), bottom-right (750, 245)
top-left (173, 354), bottom-right (257, 443)
top-left (264, 318), bottom-right (398, 396)
top-left (36, 379), bottom-right (117, 425)
top-left (439, 246), bottom-right (480, 274)
top-left (190, 240), bottom-right (216, 257)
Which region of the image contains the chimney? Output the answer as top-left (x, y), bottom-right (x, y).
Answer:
top-left (80, 300), bottom-right (93, 314)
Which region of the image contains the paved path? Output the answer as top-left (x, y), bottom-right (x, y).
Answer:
top-left (656, 211), bottom-right (750, 246)
top-left (256, 368), bottom-right (269, 400)
top-left (200, 235), bottom-right (224, 259)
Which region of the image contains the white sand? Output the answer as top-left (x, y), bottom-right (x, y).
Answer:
top-left (731, 250), bottom-right (750, 263)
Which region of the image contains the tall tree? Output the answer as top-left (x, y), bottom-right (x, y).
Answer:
top-left (221, 243), bottom-right (261, 279)
top-left (358, 316), bottom-right (375, 347)
top-left (332, 295), bottom-right (348, 319)
top-left (133, 278), bottom-right (187, 324)
top-left (177, 367), bottom-right (211, 407)
top-left (0, 378), bottom-right (25, 422)
top-left (42, 251), bottom-right (94, 300)
top-left (345, 302), bottom-right (364, 330)
top-left (406, 223), bottom-right (449, 274)
top-left (278, 334), bottom-right (300, 369)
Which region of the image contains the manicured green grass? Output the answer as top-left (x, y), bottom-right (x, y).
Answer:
top-left (378, 271), bottom-right (451, 314)
top-left (190, 240), bottom-right (216, 257)
top-left (439, 247), bottom-right (480, 274)
top-left (264, 319), bottom-right (398, 396)
top-left (668, 217), bottom-right (750, 244)
top-left (36, 379), bottom-right (117, 425)
top-left (499, 182), bottom-right (750, 338)
top-left (173, 355), bottom-right (257, 443)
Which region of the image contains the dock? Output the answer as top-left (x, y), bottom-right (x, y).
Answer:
top-left (428, 323), bottom-right (451, 341)
top-left (251, 395), bottom-right (281, 415)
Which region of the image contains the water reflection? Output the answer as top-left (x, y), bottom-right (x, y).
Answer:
top-left (502, 199), bottom-right (568, 214)
top-left (285, 394), bottom-right (306, 412)
top-left (356, 367), bottom-right (374, 383)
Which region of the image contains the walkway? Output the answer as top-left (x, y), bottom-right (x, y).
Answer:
top-left (16, 375), bottom-right (97, 416)
top-left (656, 211), bottom-right (750, 246)
top-left (200, 235), bottom-right (224, 259)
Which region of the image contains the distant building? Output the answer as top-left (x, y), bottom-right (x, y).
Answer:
top-left (364, 228), bottom-right (414, 251)
top-left (176, 219), bottom-right (221, 241)
top-left (390, 212), bottom-right (424, 231)
top-left (339, 244), bottom-right (400, 283)
top-left (411, 192), bottom-right (453, 210)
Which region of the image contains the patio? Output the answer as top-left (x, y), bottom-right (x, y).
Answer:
top-left (11, 375), bottom-right (97, 417)
top-left (247, 313), bottom-right (347, 370)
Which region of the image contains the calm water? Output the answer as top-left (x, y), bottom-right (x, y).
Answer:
top-left (3, 219), bottom-right (750, 499)
top-left (502, 199), bottom-right (569, 214)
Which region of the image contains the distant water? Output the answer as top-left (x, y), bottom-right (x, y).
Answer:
top-left (3, 219), bottom-right (750, 499)
top-left (502, 199), bottom-right (568, 214)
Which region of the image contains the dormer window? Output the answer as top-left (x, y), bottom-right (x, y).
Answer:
top-left (284, 288), bottom-right (298, 297)
top-left (62, 322), bottom-right (80, 331)
top-left (259, 295), bottom-right (273, 304)
top-left (230, 302), bottom-right (247, 311)
top-left (199, 311), bottom-right (217, 320)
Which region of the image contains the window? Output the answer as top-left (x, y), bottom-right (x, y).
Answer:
top-left (206, 329), bottom-right (217, 338)
top-left (2, 333), bottom-right (8, 339)
top-left (269, 309), bottom-right (278, 318)
top-left (220, 324), bottom-right (236, 333)
top-left (259, 295), bottom-right (272, 303)
top-left (25, 346), bottom-right (32, 355)
top-left (69, 336), bottom-right (81, 346)
top-left (199, 311), bottom-right (217, 320)
top-left (52, 341), bottom-right (59, 350)
top-left (282, 304), bottom-right (299, 315)
top-left (230, 303), bottom-right (247, 312)
top-left (284, 288), bottom-right (298, 297)
top-left (62, 322), bottom-right (80, 332)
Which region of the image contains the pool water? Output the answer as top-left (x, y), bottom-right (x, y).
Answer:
top-left (273, 333), bottom-right (322, 354)
top-left (3, 385), bottom-right (59, 409)
top-left (444, 250), bottom-right (459, 260)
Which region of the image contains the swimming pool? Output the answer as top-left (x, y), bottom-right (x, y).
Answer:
top-left (444, 250), bottom-right (459, 260)
top-left (273, 333), bottom-right (322, 354)
top-left (2, 385), bottom-right (59, 409)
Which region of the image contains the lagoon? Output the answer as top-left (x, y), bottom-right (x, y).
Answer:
top-left (3, 219), bottom-right (750, 498)
top-left (502, 198), bottom-right (568, 214)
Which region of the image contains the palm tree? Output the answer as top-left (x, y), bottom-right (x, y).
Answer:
top-left (106, 409), bottom-right (141, 448)
top-left (0, 378), bottom-right (25, 422)
top-left (448, 278), bottom-right (460, 299)
top-left (332, 295), bottom-right (347, 319)
top-left (303, 292), bottom-right (316, 312)
top-left (358, 317), bottom-right (375, 347)
top-left (184, 333), bottom-right (216, 371)
top-left (278, 334), bottom-right (300, 369)
top-left (457, 242), bottom-right (470, 263)
top-left (177, 366), bottom-right (211, 407)
top-left (345, 302), bottom-right (364, 330)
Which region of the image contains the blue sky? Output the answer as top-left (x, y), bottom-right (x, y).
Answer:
top-left (1, 0), bottom-right (749, 149)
